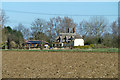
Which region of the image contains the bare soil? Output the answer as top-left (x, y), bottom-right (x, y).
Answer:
top-left (2, 51), bottom-right (118, 78)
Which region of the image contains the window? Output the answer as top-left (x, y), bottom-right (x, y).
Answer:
top-left (53, 44), bottom-right (55, 47)
top-left (29, 44), bottom-right (31, 46)
top-left (65, 36), bottom-right (67, 42)
top-left (34, 44), bottom-right (36, 47)
top-left (60, 44), bottom-right (62, 47)
top-left (59, 37), bottom-right (61, 42)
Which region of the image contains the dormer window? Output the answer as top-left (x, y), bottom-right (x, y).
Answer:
top-left (59, 36), bottom-right (61, 42)
top-left (71, 36), bottom-right (73, 41)
top-left (65, 36), bottom-right (67, 42)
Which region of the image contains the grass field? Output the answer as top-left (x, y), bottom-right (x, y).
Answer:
top-left (1, 48), bottom-right (119, 53)
top-left (2, 50), bottom-right (118, 78)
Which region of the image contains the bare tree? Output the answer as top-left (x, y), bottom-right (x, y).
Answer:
top-left (47, 16), bottom-right (62, 40)
top-left (78, 20), bottom-right (90, 38)
top-left (111, 21), bottom-right (118, 47)
top-left (78, 17), bottom-right (108, 44)
top-left (14, 23), bottom-right (30, 40)
top-left (47, 16), bottom-right (77, 41)
top-left (111, 21), bottom-right (118, 36)
top-left (91, 17), bottom-right (107, 37)
top-left (31, 18), bottom-right (48, 41)
top-left (0, 9), bottom-right (9, 28)
top-left (60, 17), bottom-right (77, 33)
top-left (79, 17), bottom-right (107, 38)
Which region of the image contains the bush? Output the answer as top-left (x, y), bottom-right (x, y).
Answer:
top-left (10, 41), bottom-right (17, 49)
top-left (74, 44), bottom-right (108, 49)
top-left (73, 45), bottom-right (90, 49)
top-left (90, 44), bottom-right (95, 48)
top-left (73, 44), bottom-right (95, 49)
top-left (1, 43), bottom-right (7, 49)
top-left (94, 44), bottom-right (107, 48)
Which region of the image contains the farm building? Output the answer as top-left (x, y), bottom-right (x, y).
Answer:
top-left (24, 40), bottom-right (49, 49)
top-left (52, 27), bottom-right (84, 47)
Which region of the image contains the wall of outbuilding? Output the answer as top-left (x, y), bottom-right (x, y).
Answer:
top-left (74, 39), bottom-right (84, 46)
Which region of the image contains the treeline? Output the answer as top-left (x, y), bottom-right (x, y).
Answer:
top-left (79, 17), bottom-right (119, 48)
top-left (1, 13), bottom-right (119, 49)
top-left (2, 26), bottom-right (24, 49)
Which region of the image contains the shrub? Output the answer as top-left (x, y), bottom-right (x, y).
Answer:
top-left (1, 43), bottom-right (7, 49)
top-left (90, 44), bottom-right (95, 48)
top-left (94, 44), bottom-right (106, 48)
top-left (10, 41), bottom-right (17, 49)
top-left (73, 45), bottom-right (90, 49)
top-left (73, 44), bottom-right (95, 49)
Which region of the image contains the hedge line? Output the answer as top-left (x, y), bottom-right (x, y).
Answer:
top-left (73, 44), bottom-right (95, 49)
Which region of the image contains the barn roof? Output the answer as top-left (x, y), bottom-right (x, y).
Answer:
top-left (25, 40), bottom-right (48, 44)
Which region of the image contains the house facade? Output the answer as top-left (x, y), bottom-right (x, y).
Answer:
top-left (52, 27), bottom-right (84, 47)
top-left (24, 40), bottom-right (49, 49)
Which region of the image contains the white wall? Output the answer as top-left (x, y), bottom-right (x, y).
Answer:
top-left (74, 39), bottom-right (84, 46)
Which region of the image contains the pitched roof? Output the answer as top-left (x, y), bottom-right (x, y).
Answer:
top-left (59, 33), bottom-right (82, 39)
top-left (25, 40), bottom-right (48, 44)
top-left (59, 33), bottom-right (76, 36)
top-left (75, 34), bottom-right (82, 39)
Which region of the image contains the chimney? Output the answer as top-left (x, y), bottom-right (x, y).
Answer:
top-left (73, 27), bottom-right (76, 33)
top-left (68, 28), bottom-right (70, 33)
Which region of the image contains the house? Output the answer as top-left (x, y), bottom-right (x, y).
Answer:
top-left (24, 40), bottom-right (49, 49)
top-left (52, 27), bottom-right (84, 47)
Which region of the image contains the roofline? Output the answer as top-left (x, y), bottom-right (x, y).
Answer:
top-left (25, 40), bottom-right (48, 43)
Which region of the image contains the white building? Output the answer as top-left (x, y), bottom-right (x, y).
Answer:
top-left (74, 39), bottom-right (84, 46)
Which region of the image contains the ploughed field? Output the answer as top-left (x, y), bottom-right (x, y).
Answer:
top-left (2, 51), bottom-right (118, 78)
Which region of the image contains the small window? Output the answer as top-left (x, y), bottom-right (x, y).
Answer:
top-left (53, 44), bottom-right (55, 47)
top-left (34, 44), bottom-right (36, 47)
top-left (29, 44), bottom-right (31, 46)
top-left (60, 44), bottom-right (62, 46)
top-left (65, 36), bottom-right (67, 42)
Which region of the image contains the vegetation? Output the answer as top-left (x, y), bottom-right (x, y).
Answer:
top-left (2, 26), bottom-right (24, 49)
top-left (2, 48), bottom-right (118, 53)
top-left (73, 44), bottom-right (95, 49)
top-left (0, 10), bottom-right (119, 49)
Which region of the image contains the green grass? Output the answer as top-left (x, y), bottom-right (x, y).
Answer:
top-left (1, 48), bottom-right (119, 53)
